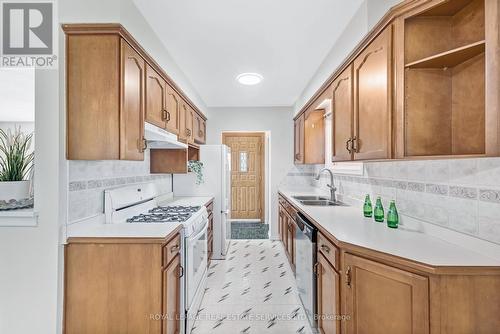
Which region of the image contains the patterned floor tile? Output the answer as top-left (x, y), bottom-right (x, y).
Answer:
top-left (192, 240), bottom-right (315, 333)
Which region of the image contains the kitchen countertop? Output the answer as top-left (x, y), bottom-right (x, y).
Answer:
top-left (279, 188), bottom-right (500, 267)
top-left (66, 196), bottom-right (213, 240)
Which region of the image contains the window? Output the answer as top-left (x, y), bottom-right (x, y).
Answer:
top-left (239, 151), bottom-right (248, 172)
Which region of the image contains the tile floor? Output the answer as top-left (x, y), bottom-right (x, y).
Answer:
top-left (191, 239), bottom-right (314, 334)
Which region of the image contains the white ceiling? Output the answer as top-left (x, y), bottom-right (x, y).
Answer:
top-left (133, 0), bottom-right (364, 107)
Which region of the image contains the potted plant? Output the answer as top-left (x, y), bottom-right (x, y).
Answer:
top-left (0, 128), bottom-right (34, 201)
top-left (187, 160), bottom-right (204, 185)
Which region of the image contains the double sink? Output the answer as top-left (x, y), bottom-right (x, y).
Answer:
top-left (292, 195), bottom-right (347, 207)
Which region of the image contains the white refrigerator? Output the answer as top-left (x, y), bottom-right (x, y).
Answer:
top-left (173, 145), bottom-right (231, 259)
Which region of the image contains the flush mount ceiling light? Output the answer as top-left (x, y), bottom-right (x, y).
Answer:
top-left (236, 72), bottom-right (263, 85)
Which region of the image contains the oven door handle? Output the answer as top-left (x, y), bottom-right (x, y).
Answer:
top-left (188, 220), bottom-right (209, 243)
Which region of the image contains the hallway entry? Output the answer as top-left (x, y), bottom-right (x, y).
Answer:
top-left (222, 132), bottom-right (265, 221)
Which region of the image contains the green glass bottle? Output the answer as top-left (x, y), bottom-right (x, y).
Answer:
top-left (363, 194), bottom-right (373, 217)
top-left (387, 200), bottom-right (399, 228)
top-left (374, 197), bottom-right (384, 222)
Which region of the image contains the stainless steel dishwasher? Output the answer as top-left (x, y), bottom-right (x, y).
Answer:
top-left (295, 212), bottom-right (318, 329)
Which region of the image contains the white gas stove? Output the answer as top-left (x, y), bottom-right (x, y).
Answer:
top-left (104, 182), bottom-right (207, 238)
top-left (104, 183), bottom-right (209, 334)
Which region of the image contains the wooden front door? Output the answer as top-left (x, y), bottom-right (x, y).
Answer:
top-left (223, 132), bottom-right (265, 221)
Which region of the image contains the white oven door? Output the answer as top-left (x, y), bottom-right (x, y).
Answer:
top-left (186, 220), bottom-right (208, 308)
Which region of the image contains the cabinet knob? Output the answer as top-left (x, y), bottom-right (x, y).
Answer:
top-left (313, 262), bottom-right (321, 276)
top-left (170, 244), bottom-right (179, 253)
top-left (320, 244), bottom-right (330, 253)
top-left (162, 109), bottom-right (168, 121)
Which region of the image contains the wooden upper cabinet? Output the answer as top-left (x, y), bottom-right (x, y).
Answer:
top-left (178, 100), bottom-right (194, 144)
top-left (66, 33), bottom-right (143, 161)
top-left (145, 64), bottom-right (168, 129)
top-left (294, 113), bottom-right (305, 164)
top-left (120, 40), bottom-right (145, 161)
top-left (165, 85), bottom-right (180, 135)
top-left (64, 24), bottom-right (207, 162)
top-left (193, 112), bottom-right (206, 144)
top-left (401, 0), bottom-right (487, 157)
top-left (304, 108), bottom-right (325, 164)
top-left (332, 65), bottom-right (354, 162)
top-left (317, 252), bottom-right (340, 334)
top-left (353, 26), bottom-right (393, 160)
top-left (343, 253), bottom-right (429, 334)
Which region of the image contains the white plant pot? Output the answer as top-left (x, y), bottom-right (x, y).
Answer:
top-left (0, 181), bottom-right (31, 201)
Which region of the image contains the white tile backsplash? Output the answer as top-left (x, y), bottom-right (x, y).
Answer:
top-left (67, 150), bottom-right (173, 224)
top-left (282, 157), bottom-right (500, 245)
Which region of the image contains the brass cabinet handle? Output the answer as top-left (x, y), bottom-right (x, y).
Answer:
top-left (162, 109), bottom-right (168, 121)
top-left (170, 244), bottom-right (180, 253)
top-left (346, 266), bottom-right (352, 287)
top-left (320, 244), bottom-right (330, 254)
top-left (179, 265), bottom-right (184, 278)
top-left (138, 138), bottom-right (147, 152)
top-left (166, 111), bottom-right (171, 122)
top-left (352, 136), bottom-right (358, 153)
top-left (313, 262), bottom-right (321, 276)
top-left (346, 138), bottom-right (353, 153)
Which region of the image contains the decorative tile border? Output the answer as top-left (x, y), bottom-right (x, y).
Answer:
top-left (479, 189), bottom-right (500, 203)
top-left (288, 171), bottom-right (500, 205)
top-left (449, 186), bottom-right (477, 199)
top-left (69, 174), bottom-right (170, 192)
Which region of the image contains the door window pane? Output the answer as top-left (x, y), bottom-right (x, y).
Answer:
top-left (239, 151), bottom-right (248, 172)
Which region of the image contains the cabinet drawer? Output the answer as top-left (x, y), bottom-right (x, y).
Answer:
top-left (163, 234), bottom-right (181, 267)
top-left (317, 232), bottom-right (339, 270)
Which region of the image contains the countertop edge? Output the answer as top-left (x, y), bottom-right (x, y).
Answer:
top-left (278, 190), bottom-right (500, 274)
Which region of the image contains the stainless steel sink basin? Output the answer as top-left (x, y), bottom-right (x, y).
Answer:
top-left (299, 200), bottom-right (347, 206)
top-left (292, 195), bottom-right (330, 201)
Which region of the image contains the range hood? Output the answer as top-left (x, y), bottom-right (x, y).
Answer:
top-left (144, 122), bottom-right (188, 149)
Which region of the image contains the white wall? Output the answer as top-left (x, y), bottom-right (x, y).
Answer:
top-left (206, 107), bottom-right (294, 239)
top-left (293, 0), bottom-right (400, 114)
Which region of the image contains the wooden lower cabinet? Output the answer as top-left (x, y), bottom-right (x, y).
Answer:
top-left (317, 252), bottom-right (341, 334)
top-left (342, 253), bottom-right (429, 334)
top-left (277, 192), bottom-right (500, 334)
top-left (64, 231), bottom-right (182, 334)
top-left (163, 254), bottom-right (181, 334)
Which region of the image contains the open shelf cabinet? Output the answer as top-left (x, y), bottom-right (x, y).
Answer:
top-left (403, 0), bottom-right (486, 157)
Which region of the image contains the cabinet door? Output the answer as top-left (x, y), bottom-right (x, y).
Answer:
top-left (163, 254), bottom-right (181, 334)
top-left (120, 40), bottom-right (145, 161)
top-left (165, 85), bottom-right (180, 135)
top-left (317, 253), bottom-right (340, 334)
top-left (353, 27), bottom-right (392, 160)
top-left (294, 114), bottom-right (305, 164)
top-left (193, 113), bottom-right (206, 144)
top-left (343, 253), bottom-right (429, 334)
top-left (332, 64), bottom-right (354, 162)
top-left (178, 102), bottom-right (188, 143)
top-left (286, 215), bottom-right (295, 267)
top-left (304, 109), bottom-right (325, 164)
top-left (145, 64), bottom-right (167, 129)
top-left (278, 206), bottom-right (284, 241)
top-left (187, 107), bottom-right (195, 144)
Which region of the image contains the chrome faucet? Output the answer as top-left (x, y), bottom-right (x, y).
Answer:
top-left (315, 168), bottom-right (337, 202)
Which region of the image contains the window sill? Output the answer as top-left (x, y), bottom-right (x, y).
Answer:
top-left (0, 209), bottom-right (38, 227)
